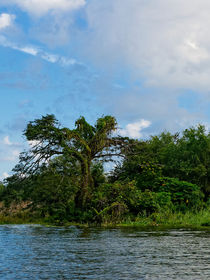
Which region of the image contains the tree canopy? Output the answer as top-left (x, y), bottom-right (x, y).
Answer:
top-left (14, 114), bottom-right (130, 207)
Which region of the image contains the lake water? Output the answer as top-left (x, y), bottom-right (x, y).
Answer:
top-left (0, 225), bottom-right (209, 279)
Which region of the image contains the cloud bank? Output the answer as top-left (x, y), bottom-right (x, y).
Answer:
top-left (2, 1), bottom-right (210, 91)
top-left (84, 0), bottom-right (210, 90)
top-left (0, 0), bottom-right (209, 134)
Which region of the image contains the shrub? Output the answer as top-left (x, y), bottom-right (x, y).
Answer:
top-left (92, 182), bottom-right (173, 218)
top-left (137, 190), bottom-right (159, 215)
top-left (156, 177), bottom-right (204, 211)
top-left (92, 181), bottom-right (140, 211)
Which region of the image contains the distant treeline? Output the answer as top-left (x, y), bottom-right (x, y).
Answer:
top-left (0, 115), bottom-right (209, 225)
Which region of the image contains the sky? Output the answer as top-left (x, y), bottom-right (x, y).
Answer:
top-left (0, 0), bottom-right (210, 179)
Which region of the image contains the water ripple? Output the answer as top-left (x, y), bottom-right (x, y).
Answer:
top-left (0, 225), bottom-right (209, 279)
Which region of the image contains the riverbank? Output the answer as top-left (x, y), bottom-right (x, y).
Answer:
top-left (117, 207), bottom-right (210, 229)
top-left (0, 206), bottom-right (210, 229)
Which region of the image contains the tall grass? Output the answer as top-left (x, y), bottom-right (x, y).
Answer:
top-left (118, 207), bottom-right (210, 228)
top-left (0, 207), bottom-right (210, 228)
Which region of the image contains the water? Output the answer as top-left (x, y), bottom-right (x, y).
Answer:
top-left (0, 225), bottom-right (209, 279)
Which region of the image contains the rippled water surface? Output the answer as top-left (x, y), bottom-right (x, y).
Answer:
top-left (0, 225), bottom-right (209, 279)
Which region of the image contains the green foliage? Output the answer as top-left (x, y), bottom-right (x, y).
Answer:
top-left (0, 175), bottom-right (33, 207)
top-left (150, 125), bottom-right (210, 196)
top-left (137, 190), bottom-right (159, 215)
top-left (31, 174), bottom-right (78, 222)
top-left (15, 114), bottom-right (130, 208)
top-left (156, 191), bottom-right (172, 209)
top-left (156, 177), bottom-right (204, 211)
top-left (131, 190), bottom-right (173, 216)
top-left (91, 162), bottom-right (106, 188)
top-left (92, 182), bottom-right (173, 219)
top-left (177, 125), bottom-right (210, 194)
top-left (0, 116), bottom-right (209, 225)
top-left (29, 157), bottom-right (80, 222)
top-left (0, 182), bottom-right (5, 198)
top-left (136, 160), bottom-right (162, 191)
top-left (112, 124), bottom-right (210, 199)
top-left (89, 181), bottom-right (139, 222)
top-left (92, 181), bottom-right (139, 212)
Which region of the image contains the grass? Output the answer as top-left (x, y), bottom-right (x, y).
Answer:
top-left (0, 207), bottom-right (210, 229)
top-left (0, 213), bottom-right (43, 225)
top-left (117, 207), bottom-right (210, 229)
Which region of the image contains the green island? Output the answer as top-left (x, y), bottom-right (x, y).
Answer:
top-left (0, 114), bottom-right (209, 228)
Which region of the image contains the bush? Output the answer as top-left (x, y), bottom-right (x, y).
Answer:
top-left (92, 182), bottom-right (173, 219)
top-left (92, 181), bottom-right (140, 222)
top-left (156, 177), bottom-right (204, 211)
top-left (156, 191), bottom-right (173, 209)
top-left (137, 190), bottom-right (159, 215)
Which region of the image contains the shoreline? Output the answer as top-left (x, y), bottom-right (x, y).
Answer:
top-left (0, 208), bottom-right (210, 229)
top-left (0, 221), bottom-right (209, 231)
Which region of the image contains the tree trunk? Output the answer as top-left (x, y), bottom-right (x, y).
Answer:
top-left (76, 159), bottom-right (93, 208)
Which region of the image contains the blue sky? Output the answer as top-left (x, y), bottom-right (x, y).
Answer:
top-left (0, 0), bottom-right (209, 179)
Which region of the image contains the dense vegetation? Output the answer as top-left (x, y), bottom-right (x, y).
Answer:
top-left (0, 115), bottom-right (209, 226)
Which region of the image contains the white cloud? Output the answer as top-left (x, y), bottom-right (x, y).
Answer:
top-left (0, 35), bottom-right (80, 67)
top-left (0, 13), bottom-right (15, 29)
top-left (16, 46), bottom-right (38, 56)
top-left (119, 119), bottom-right (151, 139)
top-left (0, 172), bottom-right (9, 181)
top-left (3, 136), bottom-right (12, 146)
top-left (2, 0), bottom-right (86, 16)
top-left (41, 53), bottom-right (78, 66)
top-left (84, 0), bottom-right (210, 90)
top-left (41, 53), bottom-right (58, 63)
top-left (2, 172), bottom-right (9, 179)
top-left (1, 136), bottom-right (22, 148)
top-left (0, 35), bottom-right (37, 54)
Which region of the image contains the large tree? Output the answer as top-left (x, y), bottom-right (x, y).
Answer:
top-left (14, 114), bottom-right (129, 207)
